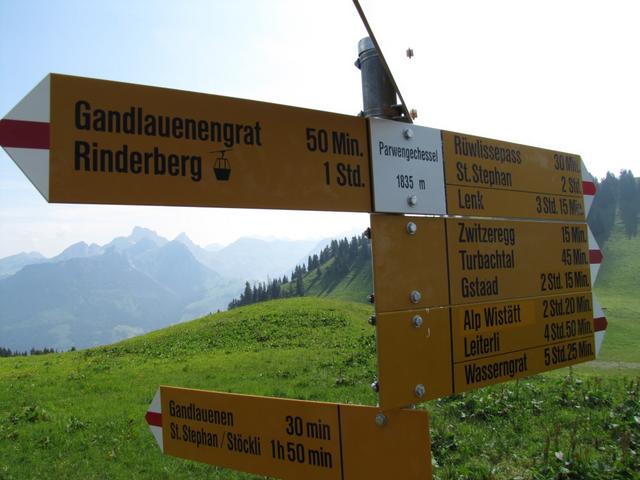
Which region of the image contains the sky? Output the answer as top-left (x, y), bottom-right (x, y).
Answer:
top-left (1, 0), bottom-right (638, 258)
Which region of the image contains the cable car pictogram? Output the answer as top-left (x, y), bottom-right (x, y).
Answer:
top-left (210, 149), bottom-right (231, 181)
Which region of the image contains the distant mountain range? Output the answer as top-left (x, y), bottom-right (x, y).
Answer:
top-left (0, 227), bottom-right (332, 351)
top-left (0, 251), bottom-right (47, 279)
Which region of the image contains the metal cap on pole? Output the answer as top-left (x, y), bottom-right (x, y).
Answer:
top-left (355, 37), bottom-right (397, 119)
top-left (352, 0), bottom-right (414, 122)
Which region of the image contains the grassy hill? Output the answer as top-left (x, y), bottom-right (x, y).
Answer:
top-left (302, 255), bottom-right (372, 303)
top-left (1, 224), bottom-right (638, 479)
top-left (592, 221), bottom-right (640, 364)
top-left (0, 298), bottom-right (376, 479)
top-left (1, 296), bottom-right (638, 479)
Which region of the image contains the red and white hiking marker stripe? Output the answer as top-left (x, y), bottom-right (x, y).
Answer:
top-left (581, 162), bottom-right (596, 217)
top-left (0, 119), bottom-right (49, 149)
top-left (587, 224), bottom-right (606, 356)
top-left (592, 294), bottom-right (607, 355)
top-left (145, 389), bottom-right (164, 452)
top-left (0, 75), bottom-right (51, 200)
top-left (588, 227), bottom-right (603, 284)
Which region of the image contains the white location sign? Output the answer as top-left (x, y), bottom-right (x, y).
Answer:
top-left (369, 117), bottom-right (447, 214)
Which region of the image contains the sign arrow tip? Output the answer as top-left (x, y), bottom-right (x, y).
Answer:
top-left (146, 389), bottom-right (164, 452)
top-left (1, 75), bottom-right (51, 201)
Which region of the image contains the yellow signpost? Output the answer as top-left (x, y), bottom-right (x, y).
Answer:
top-left (6, 74), bottom-right (372, 212)
top-left (442, 131), bottom-right (586, 221)
top-left (447, 218), bottom-right (591, 305)
top-left (3, 76), bottom-right (594, 223)
top-left (371, 215), bottom-right (591, 311)
top-left (3, 75), bottom-right (590, 223)
top-left (367, 119), bottom-right (588, 221)
top-left (375, 307), bottom-right (453, 409)
top-left (369, 214), bottom-right (449, 312)
top-left (452, 336), bottom-right (596, 391)
top-left (1, 73), bottom-right (603, 478)
top-left (371, 213), bottom-right (596, 409)
top-left (375, 292), bottom-right (595, 409)
top-left (450, 293), bottom-right (595, 363)
top-left (147, 386), bottom-right (431, 479)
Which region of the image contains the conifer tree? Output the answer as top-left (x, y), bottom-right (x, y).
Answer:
top-left (588, 172), bottom-right (618, 245)
top-left (295, 273), bottom-right (305, 296)
top-left (619, 169), bottom-right (638, 238)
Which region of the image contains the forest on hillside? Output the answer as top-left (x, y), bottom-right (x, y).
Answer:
top-left (227, 235), bottom-right (371, 309)
top-left (588, 169), bottom-right (639, 245)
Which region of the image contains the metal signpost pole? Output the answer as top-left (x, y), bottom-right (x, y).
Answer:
top-left (355, 37), bottom-right (397, 119)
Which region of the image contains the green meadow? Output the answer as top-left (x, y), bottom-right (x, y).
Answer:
top-left (1, 225), bottom-right (638, 479)
top-left (591, 227), bottom-right (640, 366)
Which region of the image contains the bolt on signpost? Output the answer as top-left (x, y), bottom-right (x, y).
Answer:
top-left (0, 3), bottom-right (607, 479)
